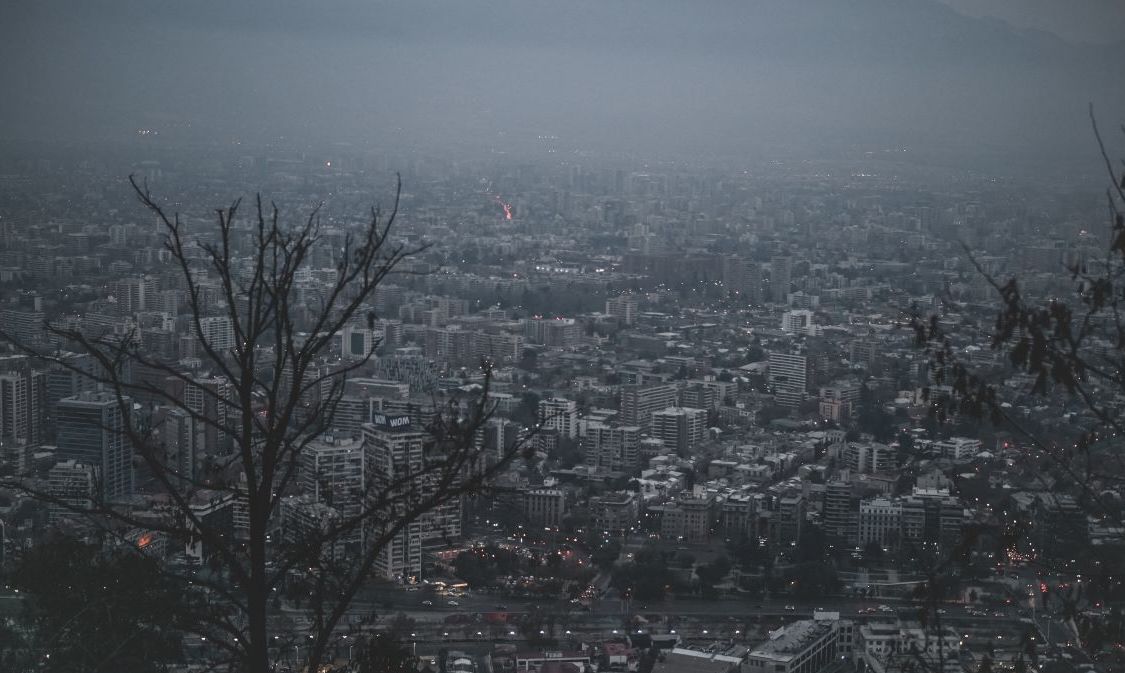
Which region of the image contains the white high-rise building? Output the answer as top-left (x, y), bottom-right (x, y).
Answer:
top-left (780, 309), bottom-right (816, 335)
top-left (538, 397), bottom-right (578, 439)
top-left (302, 434), bottom-right (367, 549)
top-left (363, 416), bottom-right (461, 582)
top-left (858, 497), bottom-right (902, 546)
top-left (196, 316), bottom-right (235, 352)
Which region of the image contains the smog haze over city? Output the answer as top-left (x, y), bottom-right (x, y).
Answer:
top-left (3, 1), bottom-right (1125, 165)
top-left (3, 2), bottom-right (1125, 673)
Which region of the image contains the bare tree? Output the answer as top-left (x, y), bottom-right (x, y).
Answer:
top-left (1, 175), bottom-right (526, 672)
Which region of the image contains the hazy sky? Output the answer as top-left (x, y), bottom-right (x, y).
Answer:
top-left (938, 0), bottom-right (1125, 45)
top-left (2, 0), bottom-right (1123, 164)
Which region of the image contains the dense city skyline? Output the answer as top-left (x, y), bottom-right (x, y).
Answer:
top-left (2, 2), bottom-right (1125, 673)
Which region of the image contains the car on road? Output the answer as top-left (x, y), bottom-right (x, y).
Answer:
top-left (784, 605), bottom-right (796, 611)
top-left (496, 604), bottom-right (509, 610)
top-left (447, 600), bottom-right (460, 607)
top-left (421, 600), bottom-right (433, 607)
top-left (878, 605), bottom-right (893, 612)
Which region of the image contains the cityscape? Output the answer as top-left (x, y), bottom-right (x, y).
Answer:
top-left (2, 2), bottom-right (1125, 673)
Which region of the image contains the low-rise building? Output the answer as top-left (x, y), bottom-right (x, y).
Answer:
top-left (746, 618), bottom-right (840, 673)
top-left (515, 650), bottom-right (591, 672)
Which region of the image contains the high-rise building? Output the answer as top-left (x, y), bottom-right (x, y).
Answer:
top-left (605, 295), bottom-right (638, 325)
top-left (823, 480), bottom-right (856, 544)
top-left (0, 308), bottom-right (46, 345)
top-left (770, 255), bottom-right (792, 304)
top-left (538, 397), bottom-right (578, 439)
top-left (650, 407), bottom-right (707, 455)
top-left (110, 276), bottom-right (158, 314)
top-left (303, 435), bottom-right (365, 513)
top-left (302, 434), bottom-right (367, 549)
top-left (363, 415), bottom-right (461, 582)
top-left (424, 325), bottom-right (473, 366)
top-left (858, 497), bottom-right (902, 547)
top-left (721, 256), bottom-right (762, 304)
top-left (900, 488), bottom-right (964, 550)
top-left (340, 325), bottom-right (376, 359)
top-left (680, 383), bottom-right (721, 411)
top-left (482, 417), bottom-right (520, 463)
top-left (46, 354), bottom-right (97, 419)
top-left (844, 442), bottom-right (895, 474)
top-left (56, 391), bottom-right (133, 501)
top-left (620, 383), bottom-right (678, 431)
top-left (153, 406), bottom-right (197, 482)
top-left (768, 351), bottom-right (808, 408)
top-left (182, 375), bottom-right (233, 454)
top-left (196, 316), bottom-right (235, 353)
top-left (0, 361), bottom-right (47, 448)
top-left (470, 330), bottom-right (524, 365)
top-left (523, 317), bottom-right (581, 348)
top-left (582, 422), bottom-right (641, 473)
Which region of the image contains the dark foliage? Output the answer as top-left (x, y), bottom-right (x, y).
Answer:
top-left (4, 540), bottom-right (186, 673)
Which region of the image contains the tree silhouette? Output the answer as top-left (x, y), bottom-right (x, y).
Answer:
top-left (0, 176), bottom-right (527, 672)
top-left (5, 539), bottom-right (186, 672)
top-left (911, 110), bottom-right (1125, 523)
top-left (905, 112), bottom-right (1125, 667)
top-left (353, 632), bottom-right (417, 673)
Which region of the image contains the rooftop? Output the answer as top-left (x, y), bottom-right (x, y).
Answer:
top-left (748, 620), bottom-right (836, 663)
top-left (652, 648), bottom-right (742, 673)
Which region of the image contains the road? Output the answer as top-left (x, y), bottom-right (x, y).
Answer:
top-left (338, 588), bottom-right (1024, 625)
